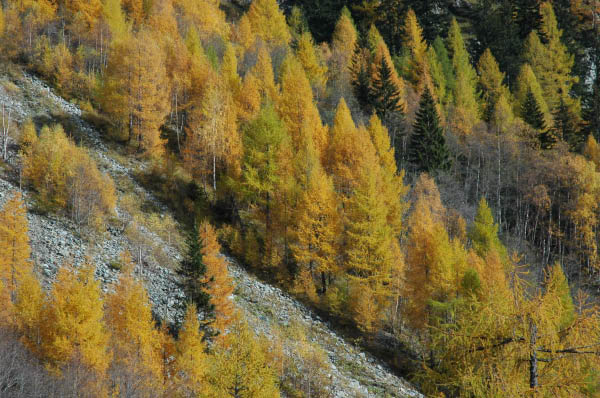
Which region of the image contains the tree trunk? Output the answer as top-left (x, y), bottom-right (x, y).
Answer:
top-left (529, 320), bottom-right (538, 390)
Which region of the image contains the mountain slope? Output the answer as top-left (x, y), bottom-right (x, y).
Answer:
top-left (0, 69), bottom-right (421, 398)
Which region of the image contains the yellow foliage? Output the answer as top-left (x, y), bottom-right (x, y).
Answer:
top-left (0, 191), bottom-right (31, 292)
top-left (246, 0), bottom-right (290, 46)
top-left (277, 55), bottom-right (327, 157)
top-left (14, 269), bottom-right (45, 354)
top-left (174, 303), bottom-right (209, 396)
top-left (296, 31), bottom-right (328, 88)
top-left (105, 253), bottom-right (164, 394)
top-left (41, 263), bottom-right (110, 375)
top-left (199, 221), bottom-right (236, 336)
top-left (209, 319), bottom-right (280, 398)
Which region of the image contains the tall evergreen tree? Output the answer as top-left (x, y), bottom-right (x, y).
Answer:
top-left (553, 97), bottom-right (581, 150)
top-left (180, 222), bottom-right (211, 312)
top-left (522, 89), bottom-right (555, 149)
top-left (371, 56), bottom-right (404, 126)
top-left (514, 0), bottom-right (543, 39)
top-left (583, 70), bottom-right (600, 141)
top-left (408, 87), bottom-right (451, 173)
top-left (350, 37), bottom-right (373, 112)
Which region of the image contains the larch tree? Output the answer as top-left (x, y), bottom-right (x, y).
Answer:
top-left (41, 263), bottom-right (110, 376)
top-left (239, 104), bottom-right (291, 270)
top-left (523, 2), bottom-right (579, 112)
top-left (296, 31), bottom-right (327, 89)
top-left (343, 153), bottom-right (402, 333)
top-left (251, 45), bottom-right (279, 102)
top-left (0, 191), bottom-right (31, 293)
top-left (184, 78), bottom-right (241, 190)
top-left (14, 269), bottom-right (45, 354)
top-left (174, 303), bottom-right (209, 397)
top-left (408, 87), bottom-right (451, 173)
top-left (277, 55), bottom-right (327, 157)
top-left (477, 48), bottom-right (510, 122)
top-left (100, 29), bottom-right (169, 156)
top-left (325, 98), bottom-right (372, 195)
top-left (330, 7), bottom-right (357, 80)
top-left (468, 197), bottom-right (507, 260)
top-left (198, 221), bottom-right (235, 337)
top-left (292, 163), bottom-right (341, 295)
top-left (105, 253), bottom-right (164, 396)
top-left (448, 18), bottom-right (480, 135)
top-left (366, 114), bottom-right (409, 238)
top-left (402, 9), bottom-right (431, 92)
top-left (102, 0), bottom-right (129, 42)
top-left (208, 319), bottom-right (280, 398)
top-left (174, 0), bottom-right (229, 39)
top-left (246, 0), bottom-right (290, 46)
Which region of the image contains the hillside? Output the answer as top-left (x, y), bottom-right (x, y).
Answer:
top-left (1, 0), bottom-right (600, 397)
top-left (0, 67), bottom-right (420, 397)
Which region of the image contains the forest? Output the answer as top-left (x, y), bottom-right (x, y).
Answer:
top-left (1, 0), bottom-right (600, 396)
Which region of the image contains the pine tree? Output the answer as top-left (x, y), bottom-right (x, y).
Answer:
top-left (553, 97), bottom-right (582, 150)
top-left (181, 222), bottom-right (211, 312)
top-left (408, 88), bottom-right (451, 173)
top-left (583, 70), bottom-right (600, 141)
top-left (371, 56), bottom-right (405, 127)
top-left (514, 63), bottom-right (551, 123)
top-left (522, 89), bottom-right (555, 149)
top-left (514, 0), bottom-right (542, 39)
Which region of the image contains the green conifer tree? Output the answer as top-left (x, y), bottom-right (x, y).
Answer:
top-left (553, 97), bottom-right (581, 151)
top-left (371, 57), bottom-right (404, 126)
top-left (181, 222), bottom-right (212, 312)
top-left (522, 89), bottom-right (555, 149)
top-left (408, 87), bottom-right (451, 173)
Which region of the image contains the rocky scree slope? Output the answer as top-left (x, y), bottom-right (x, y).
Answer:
top-left (0, 71), bottom-right (422, 398)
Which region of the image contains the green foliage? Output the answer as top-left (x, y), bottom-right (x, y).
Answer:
top-left (468, 197), bottom-right (507, 260)
top-left (181, 222), bottom-right (212, 312)
top-left (408, 87), bottom-right (450, 173)
top-left (371, 57), bottom-right (404, 124)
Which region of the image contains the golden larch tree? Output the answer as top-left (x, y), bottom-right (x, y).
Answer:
top-left (41, 263), bottom-right (110, 375)
top-left (246, 0), bottom-right (290, 46)
top-left (0, 191), bottom-right (31, 292)
top-left (105, 253), bottom-right (164, 396)
top-left (174, 303), bottom-right (209, 397)
top-left (198, 221), bottom-right (236, 336)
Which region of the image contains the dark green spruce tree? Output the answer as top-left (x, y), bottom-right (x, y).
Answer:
top-left (522, 89), bottom-right (555, 149)
top-left (350, 37), bottom-right (373, 112)
top-left (372, 57), bottom-right (404, 124)
top-left (583, 68), bottom-right (600, 142)
top-left (371, 56), bottom-right (406, 169)
top-left (553, 97), bottom-right (582, 151)
top-left (180, 222), bottom-right (212, 313)
top-left (408, 87), bottom-right (451, 173)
